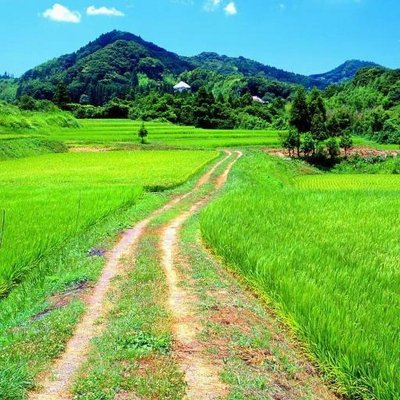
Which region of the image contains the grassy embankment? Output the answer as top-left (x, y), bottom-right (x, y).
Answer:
top-left (201, 151), bottom-right (400, 399)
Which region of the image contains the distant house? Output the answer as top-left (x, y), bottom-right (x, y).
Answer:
top-left (252, 96), bottom-right (265, 104)
top-left (174, 81), bottom-right (191, 93)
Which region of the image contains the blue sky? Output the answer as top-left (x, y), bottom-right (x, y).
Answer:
top-left (1, 0), bottom-right (399, 76)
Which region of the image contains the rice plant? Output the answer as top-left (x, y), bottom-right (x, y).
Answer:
top-left (201, 151), bottom-right (400, 399)
top-left (0, 149), bottom-right (216, 297)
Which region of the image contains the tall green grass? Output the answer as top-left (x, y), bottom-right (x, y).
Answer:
top-left (0, 150), bottom-right (217, 297)
top-left (201, 151), bottom-right (400, 399)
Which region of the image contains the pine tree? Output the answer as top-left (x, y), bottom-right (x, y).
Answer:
top-left (53, 83), bottom-right (70, 109)
top-left (289, 87), bottom-right (310, 133)
top-left (308, 88), bottom-right (328, 142)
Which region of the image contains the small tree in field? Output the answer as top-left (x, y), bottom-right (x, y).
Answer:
top-left (138, 122), bottom-right (148, 144)
top-left (340, 132), bottom-right (353, 158)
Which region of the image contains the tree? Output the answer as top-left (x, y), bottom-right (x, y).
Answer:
top-left (301, 133), bottom-right (316, 157)
top-left (18, 95), bottom-right (37, 111)
top-left (280, 129), bottom-right (300, 157)
top-left (138, 122), bottom-right (148, 144)
top-left (289, 87), bottom-right (310, 133)
top-left (339, 132), bottom-right (353, 158)
top-left (326, 137), bottom-right (340, 159)
top-left (309, 88), bottom-right (328, 142)
top-left (53, 83), bottom-right (71, 109)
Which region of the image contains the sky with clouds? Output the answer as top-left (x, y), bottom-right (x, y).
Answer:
top-left (1, 0), bottom-right (399, 76)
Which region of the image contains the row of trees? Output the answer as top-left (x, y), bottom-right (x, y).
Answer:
top-left (282, 87), bottom-right (353, 160)
top-left (59, 87), bottom-right (286, 130)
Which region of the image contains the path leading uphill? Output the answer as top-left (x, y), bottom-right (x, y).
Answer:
top-left (30, 150), bottom-right (338, 400)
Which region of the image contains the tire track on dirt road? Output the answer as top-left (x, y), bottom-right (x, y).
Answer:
top-left (161, 151), bottom-right (242, 400)
top-left (29, 151), bottom-right (233, 400)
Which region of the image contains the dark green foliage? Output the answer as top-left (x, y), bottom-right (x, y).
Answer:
top-left (103, 99), bottom-right (130, 118)
top-left (189, 52), bottom-right (322, 88)
top-left (332, 154), bottom-right (400, 174)
top-left (9, 30), bottom-right (398, 139)
top-left (301, 133), bottom-right (316, 157)
top-left (17, 31), bottom-right (192, 105)
top-left (0, 79), bottom-right (18, 102)
top-left (326, 137), bottom-right (340, 159)
top-left (325, 67), bottom-right (400, 144)
top-left (289, 88), bottom-right (310, 133)
top-left (310, 60), bottom-right (380, 86)
top-left (309, 89), bottom-right (328, 141)
top-left (339, 133), bottom-right (353, 157)
top-left (53, 83), bottom-right (71, 109)
top-left (279, 129), bottom-right (300, 157)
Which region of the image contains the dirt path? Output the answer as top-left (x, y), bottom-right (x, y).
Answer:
top-left (29, 152), bottom-right (232, 400)
top-left (160, 151), bottom-right (242, 399)
top-left (30, 148), bottom-right (338, 400)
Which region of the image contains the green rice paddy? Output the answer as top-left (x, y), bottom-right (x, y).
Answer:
top-left (201, 152), bottom-right (400, 399)
top-left (0, 150), bottom-right (216, 297)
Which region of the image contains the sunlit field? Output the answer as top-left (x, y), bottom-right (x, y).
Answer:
top-left (0, 150), bottom-right (216, 297)
top-left (48, 119), bottom-right (282, 148)
top-left (296, 173), bottom-right (400, 190)
top-left (201, 152), bottom-right (400, 399)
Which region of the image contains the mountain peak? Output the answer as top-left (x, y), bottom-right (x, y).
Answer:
top-left (310, 59), bottom-right (382, 85)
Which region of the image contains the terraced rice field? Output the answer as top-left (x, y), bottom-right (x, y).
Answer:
top-left (49, 119), bottom-right (282, 148)
top-left (296, 173), bottom-right (400, 190)
top-left (0, 150), bottom-right (216, 297)
top-left (201, 152), bottom-right (400, 399)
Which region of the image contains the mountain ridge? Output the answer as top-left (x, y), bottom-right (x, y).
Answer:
top-left (15, 30), bottom-right (384, 104)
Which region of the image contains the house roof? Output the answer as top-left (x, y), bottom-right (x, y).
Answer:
top-left (252, 96), bottom-right (265, 103)
top-left (174, 81), bottom-right (191, 89)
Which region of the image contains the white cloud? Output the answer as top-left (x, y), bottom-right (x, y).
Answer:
top-left (42, 3), bottom-right (81, 23)
top-left (224, 1), bottom-right (237, 15)
top-left (86, 6), bottom-right (125, 17)
top-left (204, 0), bottom-right (222, 12)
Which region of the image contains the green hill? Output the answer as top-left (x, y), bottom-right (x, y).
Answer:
top-left (310, 60), bottom-right (381, 86)
top-left (15, 30), bottom-right (381, 106)
top-left (18, 31), bottom-right (193, 105)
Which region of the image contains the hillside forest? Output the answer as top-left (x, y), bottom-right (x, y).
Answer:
top-left (0, 30), bottom-right (399, 145)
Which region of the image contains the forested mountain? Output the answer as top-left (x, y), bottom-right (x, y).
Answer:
top-left (187, 52), bottom-right (319, 87)
top-left (310, 60), bottom-right (381, 86)
top-left (9, 30), bottom-right (400, 143)
top-left (15, 30), bottom-right (379, 106)
top-left (18, 31), bottom-right (193, 105)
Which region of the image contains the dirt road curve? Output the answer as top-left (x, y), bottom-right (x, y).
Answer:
top-left (161, 152), bottom-right (242, 399)
top-left (30, 150), bottom-right (336, 400)
top-left (29, 151), bottom-right (235, 400)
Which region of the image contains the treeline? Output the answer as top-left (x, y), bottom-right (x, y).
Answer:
top-left (324, 67), bottom-right (400, 144)
top-left (281, 87), bottom-right (353, 162)
top-left (280, 67), bottom-right (400, 156)
top-left (52, 85), bottom-right (287, 130)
